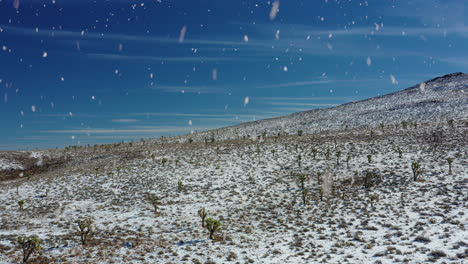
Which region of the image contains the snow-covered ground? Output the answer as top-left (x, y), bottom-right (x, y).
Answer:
top-left (0, 73), bottom-right (466, 263)
top-left (0, 118), bottom-right (466, 263)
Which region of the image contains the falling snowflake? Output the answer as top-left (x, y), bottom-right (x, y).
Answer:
top-left (179, 26), bottom-right (187, 43)
top-left (275, 30), bottom-right (280, 40)
top-left (31, 105), bottom-right (36, 112)
top-left (91, 96), bottom-right (96, 100)
top-left (212, 69), bottom-right (218, 80)
top-left (269, 0), bottom-right (280, 20)
top-left (366, 57), bottom-right (372, 66)
top-left (283, 66), bottom-right (288, 72)
top-left (390, 74), bottom-right (398, 85)
top-left (419, 82), bottom-right (426, 92)
top-left (244, 35), bottom-right (249, 42)
top-left (13, 0), bottom-right (20, 9)
top-left (188, 120), bottom-right (192, 126)
top-left (244, 96), bottom-right (250, 106)
top-left (42, 51), bottom-right (48, 58)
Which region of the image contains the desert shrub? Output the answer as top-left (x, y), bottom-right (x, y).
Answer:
top-left (297, 130), bottom-right (303, 136)
top-left (74, 218), bottom-right (94, 245)
top-left (205, 218), bottom-right (221, 239)
top-left (17, 236), bottom-right (42, 264)
top-left (367, 154), bottom-right (372, 163)
top-left (161, 158), bottom-right (168, 166)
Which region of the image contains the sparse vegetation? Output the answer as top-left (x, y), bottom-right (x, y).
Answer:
top-left (17, 236), bottom-right (42, 264)
top-left (74, 218), bottom-right (94, 246)
top-left (205, 218), bottom-right (221, 239)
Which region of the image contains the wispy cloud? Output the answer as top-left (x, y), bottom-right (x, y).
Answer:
top-left (41, 126), bottom-right (215, 135)
top-left (87, 53), bottom-right (261, 63)
top-left (111, 119), bottom-right (139, 123)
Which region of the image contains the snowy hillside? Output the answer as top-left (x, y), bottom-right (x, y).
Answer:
top-left (181, 72), bottom-right (468, 143)
top-left (0, 73), bottom-right (467, 264)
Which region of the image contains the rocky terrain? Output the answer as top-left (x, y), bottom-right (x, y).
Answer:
top-left (0, 73), bottom-right (467, 264)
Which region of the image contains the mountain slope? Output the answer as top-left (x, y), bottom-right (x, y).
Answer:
top-left (185, 72), bottom-right (468, 142)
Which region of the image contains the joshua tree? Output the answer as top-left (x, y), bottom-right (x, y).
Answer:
top-left (397, 147), bottom-right (403, 158)
top-left (17, 236), bottom-right (42, 264)
top-left (316, 171), bottom-right (323, 185)
top-left (446, 158), bottom-right (453, 174)
top-left (205, 218), bottom-right (221, 239)
top-left (117, 167), bottom-right (121, 177)
top-left (161, 158), bottom-right (168, 166)
top-left (411, 162), bottom-right (423, 181)
top-left (318, 187), bottom-right (323, 201)
top-left (402, 121), bottom-right (408, 129)
top-left (177, 180), bottom-right (183, 192)
top-left (146, 193), bottom-right (161, 214)
top-left (94, 167), bottom-right (99, 177)
top-left (447, 119), bottom-right (454, 129)
top-left (198, 208), bottom-right (208, 228)
top-left (271, 149), bottom-right (276, 158)
top-left (311, 148), bottom-right (318, 160)
top-left (346, 155), bottom-right (351, 169)
top-left (74, 218), bottom-right (94, 246)
top-left (369, 194), bottom-right (379, 209)
top-left (325, 147), bottom-right (331, 160)
top-left (297, 130), bottom-right (303, 136)
top-left (18, 200), bottom-right (25, 210)
top-left (336, 151), bottom-right (342, 166)
top-left (296, 174), bottom-right (309, 205)
top-left (367, 154), bottom-right (372, 163)
top-left (297, 154), bottom-right (302, 168)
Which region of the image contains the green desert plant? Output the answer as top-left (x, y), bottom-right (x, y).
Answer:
top-left (18, 200), bottom-right (25, 210)
top-left (297, 154), bottom-right (302, 168)
top-left (447, 119), bottom-right (454, 129)
top-left (316, 171), bottom-right (323, 185)
top-left (297, 130), bottom-right (303, 136)
top-left (369, 194), bottom-right (379, 209)
top-left (346, 155), bottom-right (351, 169)
top-left (296, 174), bottom-right (309, 205)
top-left (397, 147), bottom-right (403, 158)
top-left (94, 167), bottom-right (99, 177)
top-left (205, 218), bottom-right (221, 239)
top-left (446, 158), bottom-right (453, 175)
top-left (17, 236), bottom-right (42, 264)
top-left (367, 154), bottom-right (372, 163)
top-left (311, 148), bottom-right (318, 160)
top-left (146, 193), bottom-right (161, 214)
top-left (325, 147), bottom-right (331, 160)
top-left (177, 180), bottom-right (183, 192)
top-left (198, 208), bottom-right (208, 228)
top-left (74, 218), bottom-right (94, 245)
top-left (161, 158), bottom-right (168, 166)
top-left (336, 151), bottom-right (342, 166)
top-left (411, 162), bottom-right (423, 181)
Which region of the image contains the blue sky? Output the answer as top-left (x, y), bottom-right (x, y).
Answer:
top-left (0, 0), bottom-right (467, 150)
